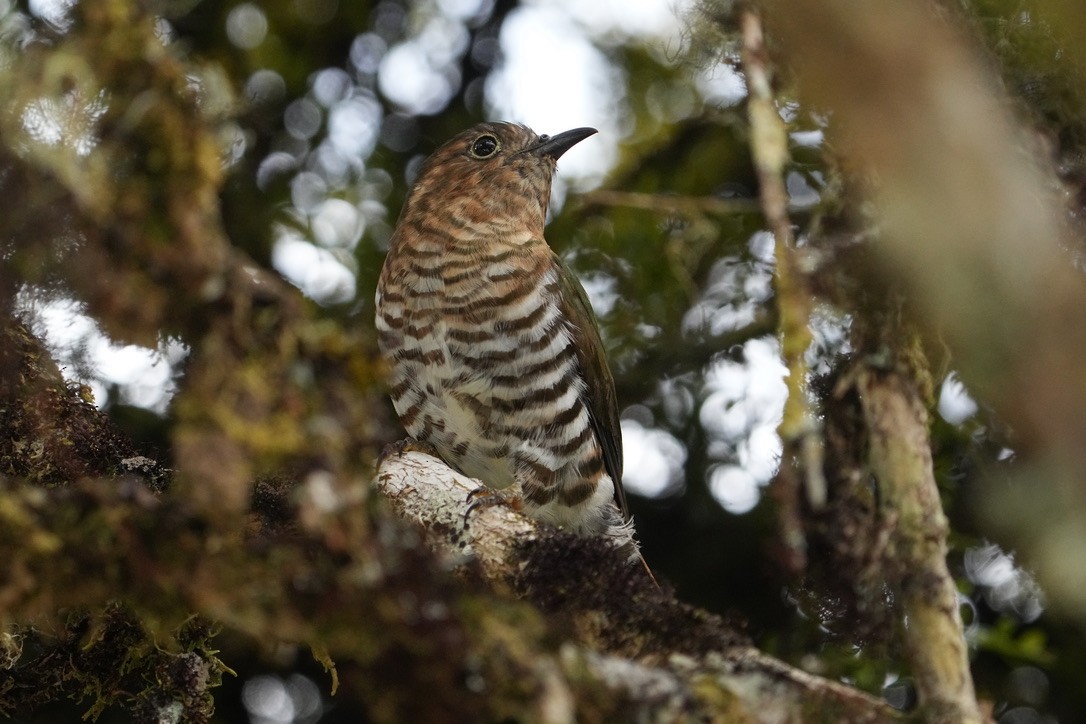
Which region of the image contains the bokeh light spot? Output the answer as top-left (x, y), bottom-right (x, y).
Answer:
top-left (226, 3), bottom-right (268, 49)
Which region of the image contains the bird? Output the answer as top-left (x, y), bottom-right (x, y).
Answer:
top-left (375, 121), bottom-right (641, 561)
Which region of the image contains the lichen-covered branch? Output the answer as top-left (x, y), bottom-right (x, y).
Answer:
top-left (856, 365), bottom-right (981, 724)
top-left (813, 326), bottom-right (981, 723)
top-left (376, 450), bottom-right (902, 722)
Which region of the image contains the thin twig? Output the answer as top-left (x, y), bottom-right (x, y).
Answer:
top-left (739, 9), bottom-right (824, 574)
top-left (613, 314), bottom-right (778, 403)
top-left (580, 189), bottom-right (762, 216)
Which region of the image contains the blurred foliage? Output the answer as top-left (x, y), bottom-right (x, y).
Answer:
top-left (2, 0), bottom-right (1086, 720)
top-left (965, 0), bottom-right (1086, 227)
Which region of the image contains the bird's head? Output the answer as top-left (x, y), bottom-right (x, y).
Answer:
top-left (396, 122), bottom-right (597, 240)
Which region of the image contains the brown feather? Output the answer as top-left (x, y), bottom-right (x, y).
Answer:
top-left (553, 253), bottom-right (628, 521)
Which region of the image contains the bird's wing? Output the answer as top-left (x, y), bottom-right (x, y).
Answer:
top-left (553, 253), bottom-right (629, 521)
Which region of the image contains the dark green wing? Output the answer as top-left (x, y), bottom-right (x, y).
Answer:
top-left (553, 254), bottom-right (629, 521)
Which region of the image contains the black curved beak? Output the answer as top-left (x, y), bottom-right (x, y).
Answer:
top-left (532, 127), bottom-right (597, 160)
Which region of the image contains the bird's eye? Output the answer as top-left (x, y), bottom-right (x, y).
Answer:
top-left (470, 134), bottom-right (500, 158)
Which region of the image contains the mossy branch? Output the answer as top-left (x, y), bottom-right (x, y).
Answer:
top-left (376, 449), bottom-right (902, 723)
